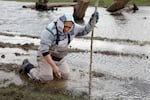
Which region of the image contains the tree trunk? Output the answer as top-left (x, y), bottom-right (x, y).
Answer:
top-left (43, 0), bottom-right (48, 3)
top-left (38, 0), bottom-right (48, 3)
top-left (36, 0), bottom-right (48, 10)
top-left (73, 0), bottom-right (89, 23)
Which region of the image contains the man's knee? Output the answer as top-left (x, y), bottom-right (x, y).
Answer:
top-left (40, 75), bottom-right (54, 82)
top-left (62, 72), bottom-right (70, 80)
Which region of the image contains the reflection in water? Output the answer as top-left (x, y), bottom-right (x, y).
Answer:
top-left (114, 14), bottom-right (128, 24)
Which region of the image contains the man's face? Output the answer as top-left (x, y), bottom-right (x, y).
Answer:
top-left (63, 21), bottom-right (73, 33)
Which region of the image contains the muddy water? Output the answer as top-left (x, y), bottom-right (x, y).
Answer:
top-left (0, 0), bottom-right (150, 100)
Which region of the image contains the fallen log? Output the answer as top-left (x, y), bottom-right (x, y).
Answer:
top-left (109, 3), bottom-right (139, 15)
top-left (23, 0), bottom-right (89, 23)
top-left (123, 3), bottom-right (139, 13)
top-left (107, 0), bottom-right (129, 12)
top-left (22, 2), bottom-right (77, 10)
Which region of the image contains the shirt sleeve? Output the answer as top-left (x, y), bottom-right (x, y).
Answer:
top-left (74, 23), bottom-right (92, 36)
top-left (39, 29), bottom-right (55, 55)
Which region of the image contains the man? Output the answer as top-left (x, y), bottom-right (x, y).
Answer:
top-left (19, 12), bottom-right (99, 83)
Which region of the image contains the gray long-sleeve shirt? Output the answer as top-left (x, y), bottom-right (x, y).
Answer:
top-left (39, 13), bottom-right (93, 58)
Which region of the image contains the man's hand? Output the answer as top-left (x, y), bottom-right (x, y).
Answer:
top-left (89, 11), bottom-right (99, 25)
top-left (43, 54), bottom-right (62, 79)
top-left (53, 66), bottom-right (61, 79)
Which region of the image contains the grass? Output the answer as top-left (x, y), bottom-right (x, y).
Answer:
top-left (131, 0), bottom-right (150, 5)
top-left (0, 83), bottom-right (84, 100)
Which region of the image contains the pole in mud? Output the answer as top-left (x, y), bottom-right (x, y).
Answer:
top-left (89, 0), bottom-right (99, 100)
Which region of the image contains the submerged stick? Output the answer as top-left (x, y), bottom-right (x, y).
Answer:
top-left (89, 0), bottom-right (99, 100)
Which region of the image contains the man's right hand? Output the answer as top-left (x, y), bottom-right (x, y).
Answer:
top-left (53, 66), bottom-right (61, 79)
top-left (43, 54), bottom-right (62, 79)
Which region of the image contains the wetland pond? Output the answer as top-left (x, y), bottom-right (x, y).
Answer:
top-left (0, 0), bottom-right (150, 100)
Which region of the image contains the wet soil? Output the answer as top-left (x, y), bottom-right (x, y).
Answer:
top-left (1, 32), bottom-right (150, 100)
top-left (0, 32), bottom-right (106, 100)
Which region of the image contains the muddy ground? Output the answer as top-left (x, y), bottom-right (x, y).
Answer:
top-left (1, 31), bottom-right (150, 100)
top-left (0, 32), bottom-right (106, 100)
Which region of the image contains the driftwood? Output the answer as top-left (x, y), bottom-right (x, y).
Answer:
top-left (23, 2), bottom-right (77, 11)
top-left (22, 0), bottom-right (90, 22)
top-left (124, 3), bottom-right (139, 13)
top-left (106, 0), bottom-right (139, 15)
top-left (23, 0), bottom-right (90, 22)
top-left (107, 0), bottom-right (130, 12)
top-left (109, 3), bottom-right (139, 15)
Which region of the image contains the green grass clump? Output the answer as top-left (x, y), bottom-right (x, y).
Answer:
top-left (0, 84), bottom-right (84, 100)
